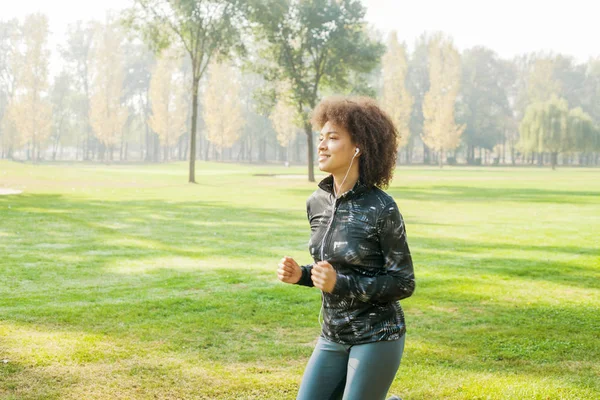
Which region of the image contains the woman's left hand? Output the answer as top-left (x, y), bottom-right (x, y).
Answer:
top-left (311, 261), bottom-right (337, 293)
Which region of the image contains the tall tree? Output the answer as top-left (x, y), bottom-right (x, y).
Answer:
top-left (50, 70), bottom-right (76, 160)
top-left (519, 95), bottom-right (571, 169)
top-left (202, 60), bottom-right (244, 158)
top-left (89, 17), bottom-right (128, 161)
top-left (583, 58), bottom-right (600, 126)
top-left (407, 33), bottom-right (431, 164)
top-left (458, 47), bottom-right (514, 163)
top-left (527, 53), bottom-right (561, 104)
top-left (421, 33), bottom-right (464, 167)
top-left (0, 19), bottom-right (20, 158)
top-left (121, 38), bottom-right (156, 161)
top-left (60, 21), bottom-right (96, 160)
top-left (270, 81), bottom-right (299, 162)
top-left (251, 0), bottom-right (384, 182)
top-left (125, 0), bottom-right (247, 182)
top-left (148, 50), bottom-right (187, 161)
top-left (381, 31), bottom-right (413, 153)
top-left (9, 13), bottom-right (53, 160)
top-left (569, 107), bottom-right (598, 164)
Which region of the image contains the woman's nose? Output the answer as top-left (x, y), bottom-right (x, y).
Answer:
top-left (318, 139), bottom-right (326, 150)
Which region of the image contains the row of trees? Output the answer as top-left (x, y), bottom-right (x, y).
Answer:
top-left (1, 0), bottom-right (599, 181)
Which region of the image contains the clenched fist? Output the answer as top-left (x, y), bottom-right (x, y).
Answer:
top-left (311, 261), bottom-right (337, 293)
top-left (277, 256), bottom-right (302, 284)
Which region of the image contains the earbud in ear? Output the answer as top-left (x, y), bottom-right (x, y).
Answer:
top-left (355, 148), bottom-right (360, 155)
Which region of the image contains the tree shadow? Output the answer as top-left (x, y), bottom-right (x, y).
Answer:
top-left (1, 192), bottom-right (598, 398)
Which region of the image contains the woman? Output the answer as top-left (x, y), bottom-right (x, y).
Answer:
top-left (277, 96), bottom-right (415, 400)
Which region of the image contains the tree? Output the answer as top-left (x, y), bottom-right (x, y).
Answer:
top-left (569, 107), bottom-right (598, 166)
top-left (583, 58), bottom-right (600, 126)
top-left (148, 50), bottom-right (188, 161)
top-left (421, 33), bottom-right (464, 167)
top-left (50, 70), bottom-right (76, 160)
top-left (125, 0), bottom-right (247, 182)
top-left (121, 38), bottom-right (156, 161)
top-left (9, 13), bottom-right (53, 160)
top-left (407, 33), bottom-right (431, 164)
top-left (458, 47), bottom-right (514, 164)
top-left (89, 17), bottom-right (128, 160)
top-left (381, 31), bottom-right (413, 153)
top-left (60, 21), bottom-right (96, 160)
top-left (519, 95), bottom-right (570, 169)
top-left (251, 0), bottom-right (384, 182)
top-left (203, 60), bottom-right (244, 158)
top-left (527, 55), bottom-right (561, 103)
top-left (0, 19), bottom-right (20, 158)
top-left (270, 81), bottom-right (299, 162)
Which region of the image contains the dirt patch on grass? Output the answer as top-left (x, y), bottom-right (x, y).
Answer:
top-left (0, 189), bottom-right (22, 195)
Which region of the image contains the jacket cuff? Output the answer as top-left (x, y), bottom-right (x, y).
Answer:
top-left (296, 265), bottom-right (313, 286)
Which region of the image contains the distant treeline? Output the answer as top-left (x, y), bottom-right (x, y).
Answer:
top-left (1, 1), bottom-right (598, 177)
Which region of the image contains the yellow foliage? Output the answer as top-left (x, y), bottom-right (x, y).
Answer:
top-left (9, 13), bottom-right (53, 153)
top-left (422, 34), bottom-right (464, 156)
top-left (381, 31), bottom-right (413, 149)
top-left (202, 61), bottom-right (244, 151)
top-left (270, 81), bottom-right (298, 148)
top-left (89, 21), bottom-right (128, 149)
top-left (148, 50), bottom-right (188, 154)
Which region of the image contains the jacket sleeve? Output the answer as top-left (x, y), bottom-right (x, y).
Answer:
top-left (296, 264), bottom-right (315, 287)
top-left (295, 195), bottom-right (315, 287)
top-left (332, 201), bottom-right (415, 303)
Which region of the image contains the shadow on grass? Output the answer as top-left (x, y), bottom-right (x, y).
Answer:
top-left (387, 185), bottom-right (600, 204)
top-left (1, 193), bottom-right (599, 397)
top-left (284, 184), bottom-right (600, 205)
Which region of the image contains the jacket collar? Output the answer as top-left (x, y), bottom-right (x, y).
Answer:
top-left (318, 175), bottom-right (370, 200)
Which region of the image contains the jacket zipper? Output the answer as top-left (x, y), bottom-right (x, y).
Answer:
top-left (320, 195), bottom-right (339, 261)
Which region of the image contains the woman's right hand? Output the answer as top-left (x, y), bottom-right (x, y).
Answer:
top-left (277, 256), bottom-right (302, 284)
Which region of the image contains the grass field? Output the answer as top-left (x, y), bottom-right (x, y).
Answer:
top-left (0, 160), bottom-right (599, 399)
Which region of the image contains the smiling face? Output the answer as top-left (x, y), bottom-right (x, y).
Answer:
top-left (317, 121), bottom-right (358, 175)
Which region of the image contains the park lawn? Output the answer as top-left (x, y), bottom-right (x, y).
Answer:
top-left (0, 160), bottom-right (599, 399)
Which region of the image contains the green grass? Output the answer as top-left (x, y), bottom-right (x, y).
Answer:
top-left (0, 160), bottom-right (599, 399)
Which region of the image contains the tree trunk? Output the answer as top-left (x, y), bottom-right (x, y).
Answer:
top-left (510, 144), bottom-right (516, 165)
top-left (467, 144), bottom-right (473, 164)
top-left (184, 133), bottom-right (189, 161)
top-left (153, 134), bottom-right (160, 162)
top-left (439, 150), bottom-right (443, 168)
top-left (551, 152), bottom-right (558, 170)
top-left (304, 122), bottom-right (315, 182)
top-left (247, 133), bottom-right (253, 163)
top-left (295, 135), bottom-right (301, 163)
top-left (258, 137), bottom-right (266, 163)
top-left (52, 130), bottom-right (61, 161)
top-left (189, 76), bottom-right (200, 183)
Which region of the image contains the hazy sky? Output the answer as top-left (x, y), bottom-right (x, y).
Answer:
top-left (4, 0), bottom-right (598, 74)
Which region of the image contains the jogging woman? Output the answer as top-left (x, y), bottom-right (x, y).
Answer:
top-left (277, 96), bottom-right (416, 400)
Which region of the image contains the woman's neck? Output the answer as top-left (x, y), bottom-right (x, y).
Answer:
top-left (332, 168), bottom-right (359, 197)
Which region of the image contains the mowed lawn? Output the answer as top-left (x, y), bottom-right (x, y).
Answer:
top-left (0, 160), bottom-right (598, 400)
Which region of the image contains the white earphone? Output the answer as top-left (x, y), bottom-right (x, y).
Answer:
top-left (355, 147), bottom-right (360, 155)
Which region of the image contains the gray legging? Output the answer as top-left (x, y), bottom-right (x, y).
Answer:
top-left (296, 334), bottom-right (405, 400)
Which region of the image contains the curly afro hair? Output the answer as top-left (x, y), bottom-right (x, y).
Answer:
top-left (311, 96), bottom-right (399, 189)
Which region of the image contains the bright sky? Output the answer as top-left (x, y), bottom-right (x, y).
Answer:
top-left (363, 0), bottom-right (597, 62)
top-left (3, 0), bottom-right (598, 76)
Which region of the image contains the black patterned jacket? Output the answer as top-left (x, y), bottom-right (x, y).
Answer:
top-left (296, 175), bottom-right (415, 345)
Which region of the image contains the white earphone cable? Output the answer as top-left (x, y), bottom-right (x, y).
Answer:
top-left (318, 149), bottom-right (359, 327)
